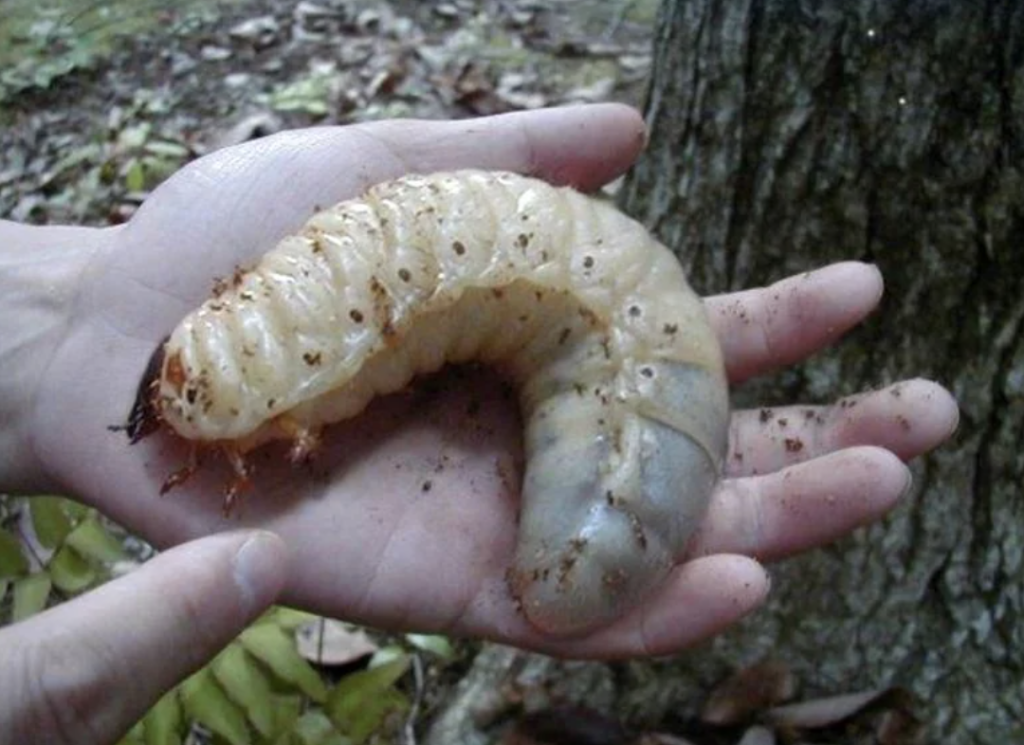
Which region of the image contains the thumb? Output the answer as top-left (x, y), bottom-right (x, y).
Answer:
top-left (0, 530), bottom-right (287, 745)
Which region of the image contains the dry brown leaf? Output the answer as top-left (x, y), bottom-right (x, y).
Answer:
top-left (561, 77), bottom-right (616, 104)
top-left (701, 659), bottom-right (797, 726)
top-left (876, 706), bottom-right (927, 745)
top-left (295, 617), bottom-right (378, 666)
top-left (767, 688), bottom-right (890, 729)
top-left (735, 725), bottom-right (775, 745)
top-left (228, 15), bottom-right (280, 49)
top-left (767, 685), bottom-right (924, 743)
top-left (501, 706), bottom-right (630, 745)
top-left (632, 733), bottom-right (699, 745)
top-left (207, 113), bottom-right (283, 152)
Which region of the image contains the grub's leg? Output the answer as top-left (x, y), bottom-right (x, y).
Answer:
top-left (160, 444), bottom-right (200, 495)
top-left (221, 446), bottom-right (252, 515)
top-left (277, 416), bottom-right (322, 463)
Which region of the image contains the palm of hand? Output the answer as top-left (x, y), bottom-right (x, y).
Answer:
top-left (29, 109), bottom-right (957, 658)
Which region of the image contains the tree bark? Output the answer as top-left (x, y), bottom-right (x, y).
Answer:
top-left (617, 0), bottom-right (1024, 742)
top-left (426, 3), bottom-right (1023, 743)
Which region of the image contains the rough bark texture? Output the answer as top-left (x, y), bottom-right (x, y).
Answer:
top-left (426, 2), bottom-right (1023, 743)
top-left (616, 0), bottom-right (1023, 742)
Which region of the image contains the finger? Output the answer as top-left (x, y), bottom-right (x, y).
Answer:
top-left (726, 379), bottom-right (959, 477)
top-left (0, 531), bottom-right (286, 745)
top-left (705, 262), bottom-right (884, 383)
top-left (528, 555), bottom-right (770, 660)
top-left (355, 102), bottom-right (646, 191)
top-left (688, 447), bottom-right (910, 563)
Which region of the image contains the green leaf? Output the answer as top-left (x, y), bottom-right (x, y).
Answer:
top-left (119, 123), bottom-right (152, 150)
top-left (212, 644), bottom-right (276, 738)
top-left (31, 61), bottom-right (60, 89)
top-left (240, 624), bottom-right (327, 702)
top-left (367, 645), bottom-right (406, 669)
top-left (287, 710), bottom-right (348, 745)
top-left (144, 140), bottom-right (190, 158)
top-left (65, 516), bottom-right (126, 564)
top-left (124, 158), bottom-right (146, 192)
top-left (45, 143), bottom-right (102, 181)
top-left (30, 496), bottom-right (75, 549)
top-left (268, 692), bottom-right (304, 739)
top-left (49, 545), bottom-right (97, 593)
top-left (267, 606), bottom-right (321, 631)
top-left (140, 155), bottom-right (178, 184)
top-left (327, 655), bottom-right (410, 744)
top-left (405, 633), bottom-right (454, 660)
top-left (61, 500), bottom-right (90, 522)
top-left (265, 75), bottom-right (333, 116)
top-left (143, 689), bottom-right (182, 745)
top-left (180, 668), bottom-right (250, 745)
top-left (116, 719), bottom-right (146, 745)
top-left (12, 572), bottom-right (51, 621)
top-left (99, 158), bottom-right (119, 185)
top-left (0, 529), bottom-right (28, 579)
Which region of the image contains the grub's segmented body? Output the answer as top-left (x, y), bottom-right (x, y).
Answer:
top-left (154, 171), bottom-right (729, 635)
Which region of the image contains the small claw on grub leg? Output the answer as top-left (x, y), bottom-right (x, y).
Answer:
top-left (221, 446), bottom-right (252, 515)
top-left (160, 444), bottom-right (199, 495)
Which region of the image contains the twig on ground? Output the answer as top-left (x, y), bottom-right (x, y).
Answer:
top-left (405, 652), bottom-right (426, 745)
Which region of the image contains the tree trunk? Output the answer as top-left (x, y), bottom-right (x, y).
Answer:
top-left (427, 2), bottom-right (1023, 743)
top-left (616, 0), bottom-right (1023, 741)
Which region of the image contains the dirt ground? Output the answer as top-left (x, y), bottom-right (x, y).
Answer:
top-left (0, 0), bottom-right (658, 227)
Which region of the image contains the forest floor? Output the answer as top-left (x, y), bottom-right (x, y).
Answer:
top-left (0, 0), bottom-right (657, 226)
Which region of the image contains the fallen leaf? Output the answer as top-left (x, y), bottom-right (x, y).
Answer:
top-left (293, 0), bottom-right (346, 41)
top-left (180, 668), bottom-right (250, 745)
top-left (326, 654), bottom-right (410, 745)
top-left (200, 44), bottom-right (233, 62)
top-left (240, 623), bottom-right (328, 702)
top-left (208, 112), bottom-right (283, 151)
top-left (701, 659), bottom-right (797, 726)
top-left (767, 688), bottom-right (893, 729)
top-left (501, 706), bottom-right (630, 745)
top-left (633, 734), bottom-right (698, 745)
top-left (405, 633), bottom-right (455, 660)
top-left (295, 618), bottom-right (379, 666)
top-left (496, 71), bottom-right (547, 109)
top-left (12, 572), bottom-right (51, 622)
top-left (736, 725), bottom-right (775, 745)
top-left (561, 76), bottom-right (616, 103)
top-left (229, 15), bottom-right (280, 49)
top-left (0, 528), bottom-right (28, 579)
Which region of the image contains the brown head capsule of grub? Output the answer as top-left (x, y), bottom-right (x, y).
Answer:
top-left (117, 337), bottom-right (168, 443)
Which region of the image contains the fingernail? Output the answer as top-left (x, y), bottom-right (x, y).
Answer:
top-left (233, 531), bottom-right (286, 616)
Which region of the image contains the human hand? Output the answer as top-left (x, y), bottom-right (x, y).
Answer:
top-left (0, 531), bottom-right (285, 745)
top-left (15, 104), bottom-right (958, 658)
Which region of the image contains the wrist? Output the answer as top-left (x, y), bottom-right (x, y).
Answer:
top-left (0, 221), bottom-right (112, 493)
